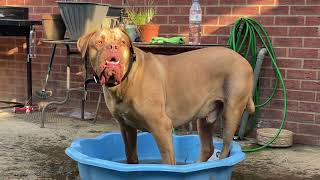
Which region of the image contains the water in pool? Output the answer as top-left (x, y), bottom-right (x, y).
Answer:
top-left (116, 159), bottom-right (190, 165)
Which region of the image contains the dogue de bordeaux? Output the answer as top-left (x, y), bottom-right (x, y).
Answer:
top-left (77, 28), bottom-right (255, 164)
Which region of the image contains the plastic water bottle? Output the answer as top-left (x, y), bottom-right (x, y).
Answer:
top-left (189, 0), bottom-right (202, 45)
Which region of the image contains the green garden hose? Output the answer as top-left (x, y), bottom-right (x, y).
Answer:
top-left (227, 18), bottom-right (287, 152)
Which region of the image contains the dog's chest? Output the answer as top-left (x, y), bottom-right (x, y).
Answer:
top-left (114, 102), bottom-right (146, 130)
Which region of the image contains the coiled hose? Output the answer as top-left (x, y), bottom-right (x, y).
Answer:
top-left (227, 17), bottom-right (287, 152)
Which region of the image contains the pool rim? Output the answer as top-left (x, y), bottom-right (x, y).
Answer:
top-left (65, 132), bottom-right (245, 173)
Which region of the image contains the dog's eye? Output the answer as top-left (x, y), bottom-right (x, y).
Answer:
top-left (97, 41), bottom-right (103, 45)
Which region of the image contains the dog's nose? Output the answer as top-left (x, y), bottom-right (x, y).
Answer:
top-left (107, 44), bottom-right (119, 50)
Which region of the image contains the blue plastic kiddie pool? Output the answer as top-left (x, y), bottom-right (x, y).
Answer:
top-left (66, 132), bottom-right (245, 180)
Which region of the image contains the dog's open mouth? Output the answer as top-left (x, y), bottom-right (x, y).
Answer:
top-left (99, 57), bottom-right (123, 86)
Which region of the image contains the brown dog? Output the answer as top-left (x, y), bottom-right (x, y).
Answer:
top-left (77, 28), bottom-right (255, 165)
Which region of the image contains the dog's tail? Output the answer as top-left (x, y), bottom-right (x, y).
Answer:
top-left (246, 96), bottom-right (255, 114)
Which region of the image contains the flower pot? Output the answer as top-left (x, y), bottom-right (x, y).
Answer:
top-left (57, 2), bottom-right (110, 40)
top-left (138, 24), bottom-right (160, 43)
top-left (125, 25), bottom-right (140, 42)
top-left (42, 14), bottom-right (66, 40)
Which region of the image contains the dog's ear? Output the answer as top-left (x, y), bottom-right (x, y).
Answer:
top-left (77, 31), bottom-right (97, 58)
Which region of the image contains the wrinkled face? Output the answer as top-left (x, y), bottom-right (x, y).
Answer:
top-left (77, 28), bottom-right (132, 86)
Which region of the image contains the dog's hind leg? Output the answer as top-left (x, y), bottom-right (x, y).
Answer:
top-left (197, 118), bottom-right (214, 162)
top-left (197, 101), bottom-right (223, 162)
top-left (220, 102), bottom-right (245, 159)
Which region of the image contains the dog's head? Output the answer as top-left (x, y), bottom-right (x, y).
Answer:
top-left (77, 28), bottom-right (134, 86)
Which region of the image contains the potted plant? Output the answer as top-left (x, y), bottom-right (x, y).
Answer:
top-left (125, 1), bottom-right (159, 43)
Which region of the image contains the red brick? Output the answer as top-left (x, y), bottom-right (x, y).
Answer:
top-left (291, 6), bottom-right (320, 15)
top-left (203, 26), bottom-right (230, 35)
top-left (299, 102), bottom-right (320, 112)
top-left (271, 120), bottom-right (298, 132)
top-left (287, 112), bottom-right (315, 123)
top-left (275, 16), bottom-right (304, 26)
top-left (298, 124), bottom-right (320, 136)
top-left (287, 70), bottom-right (317, 80)
top-left (260, 109), bottom-right (283, 119)
top-left (218, 16), bottom-right (239, 25)
top-left (42, 0), bottom-right (58, 5)
top-left (7, 0), bottom-right (24, 5)
top-left (261, 6), bottom-right (289, 15)
top-left (281, 79), bottom-right (300, 90)
top-left (202, 0), bottom-right (219, 5)
top-left (316, 114), bottom-right (320, 124)
top-left (178, 7), bottom-right (190, 15)
top-left (126, 0), bottom-right (145, 5)
top-left (247, 0), bottom-right (274, 5)
top-left (253, 16), bottom-right (274, 25)
top-left (301, 81), bottom-right (320, 91)
top-left (270, 99), bottom-right (299, 111)
top-left (168, 16), bottom-right (188, 24)
top-left (178, 25), bottom-right (188, 34)
top-left (28, 14), bottom-right (41, 20)
top-left (265, 27), bottom-right (288, 36)
top-left (169, 0), bottom-right (191, 5)
top-left (260, 68), bottom-right (276, 78)
top-left (305, 17), bottom-right (320, 26)
top-left (157, 7), bottom-right (178, 15)
top-left (217, 35), bottom-right (229, 45)
top-left (26, 0), bottom-right (43, 5)
top-left (289, 48), bottom-right (318, 58)
top-left (232, 6), bottom-right (259, 15)
top-left (220, 0), bottom-right (246, 5)
top-left (287, 90), bottom-right (316, 101)
top-left (303, 60), bottom-right (320, 69)
top-left (153, 0), bottom-right (169, 5)
top-left (289, 27), bottom-right (319, 37)
top-left (306, 0), bottom-right (320, 4)
top-left (304, 38), bottom-right (320, 48)
top-left (294, 134), bottom-right (320, 145)
top-left (153, 16), bottom-right (168, 24)
top-left (277, 58), bottom-right (302, 69)
top-left (273, 38), bottom-right (302, 47)
top-left (0, 0), bottom-right (5, 5)
top-left (274, 48), bottom-right (287, 57)
top-left (206, 7), bottom-right (231, 15)
top-left (52, 7), bottom-right (60, 14)
top-left (33, 7), bottom-right (53, 14)
top-left (201, 36), bottom-right (218, 44)
top-left (278, 0), bottom-right (306, 5)
top-left (159, 25), bottom-right (179, 34)
top-left (203, 16), bottom-right (219, 25)
top-left (259, 77), bottom-right (270, 88)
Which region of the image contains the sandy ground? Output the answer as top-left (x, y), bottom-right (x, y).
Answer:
top-left (0, 110), bottom-right (119, 180)
top-left (0, 109), bottom-right (319, 180)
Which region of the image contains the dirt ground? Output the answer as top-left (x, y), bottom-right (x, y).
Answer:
top-left (0, 109), bottom-right (319, 180)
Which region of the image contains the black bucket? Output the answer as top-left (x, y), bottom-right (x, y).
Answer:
top-left (57, 2), bottom-right (110, 40)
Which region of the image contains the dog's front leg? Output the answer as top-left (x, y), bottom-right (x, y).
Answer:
top-left (148, 115), bottom-right (176, 165)
top-left (119, 122), bottom-right (138, 164)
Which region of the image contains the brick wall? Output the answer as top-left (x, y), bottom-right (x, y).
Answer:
top-left (0, 0), bottom-right (319, 145)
